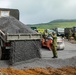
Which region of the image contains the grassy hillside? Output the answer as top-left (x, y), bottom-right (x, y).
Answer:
top-left (29, 20), bottom-right (76, 29)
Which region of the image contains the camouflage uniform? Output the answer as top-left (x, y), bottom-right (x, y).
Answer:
top-left (68, 29), bottom-right (72, 41)
top-left (43, 30), bottom-right (49, 41)
top-left (51, 32), bottom-right (58, 58)
top-left (74, 32), bottom-right (76, 41)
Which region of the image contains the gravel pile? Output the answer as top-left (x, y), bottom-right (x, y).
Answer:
top-left (10, 40), bottom-right (41, 65)
top-left (10, 56), bottom-right (76, 69)
top-left (0, 16), bottom-right (41, 65)
top-left (0, 56), bottom-right (76, 69)
top-left (0, 16), bottom-right (36, 33)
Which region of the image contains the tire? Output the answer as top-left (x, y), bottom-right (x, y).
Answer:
top-left (61, 48), bottom-right (64, 50)
top-left (59, 47), bottom-right (64, 50)
top-left (0, 46), bottom-right (2, 60)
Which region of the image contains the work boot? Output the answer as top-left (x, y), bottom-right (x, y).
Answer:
top-left (52, 56), bottom-right (58, 58)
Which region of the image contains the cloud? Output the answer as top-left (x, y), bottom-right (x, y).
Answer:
top-left (11, 0), bottom-right (45, 14)
top-left (0, 0), bottom-right (11, 8)
top-left (1, 0), bottom-right (76, 24)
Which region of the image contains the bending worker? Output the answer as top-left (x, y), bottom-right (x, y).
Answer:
top-left (51, 32), bottom-right (58, 58)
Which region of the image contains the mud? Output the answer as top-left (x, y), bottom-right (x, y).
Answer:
top-left (0, 66), bottom-right (76, 75)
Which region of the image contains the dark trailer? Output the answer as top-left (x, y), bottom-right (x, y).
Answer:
top-left (0, 8), bottom-right (19, 20)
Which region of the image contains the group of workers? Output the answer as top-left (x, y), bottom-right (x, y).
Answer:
top-left (42, 29), bottom-right (76, 58)
top-left (43, 29), bottom-right (58, 58)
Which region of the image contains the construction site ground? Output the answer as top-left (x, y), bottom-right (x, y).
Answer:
top-left (0, 39), bottom-right (76, 75)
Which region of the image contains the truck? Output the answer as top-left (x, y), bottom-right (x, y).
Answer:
top-left (0, 8), bottom-right (19, 20)
top-left (72, 27), bottom-right (76, 36)
top-left (64, 28), bottom-right (72, 38)
top-left (72, 27), bottom-right (76, 32)
top-left (54, 28), bottom-right (64, 37)
top-left (0, 30), bottom-right (41, 64)
top-left (0, 8), bottom-right (41, 65)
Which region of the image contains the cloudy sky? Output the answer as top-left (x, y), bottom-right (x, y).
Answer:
top-left (0, 0), bottom-right (76, 24)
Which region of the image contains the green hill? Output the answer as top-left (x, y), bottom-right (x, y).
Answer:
top-left (28, 19), bottom-right (76, 29)
top-left (50, 19), bottom-right (76, 23)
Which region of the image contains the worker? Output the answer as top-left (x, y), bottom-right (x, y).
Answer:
top-left (51, 32), bottom-right (58, 58)
top-left (74, 32), bottom-right (76, 41)
top-left (43, 29), bottom-right (49, 41)
top-left (68, 29), bottom-right (72, 41)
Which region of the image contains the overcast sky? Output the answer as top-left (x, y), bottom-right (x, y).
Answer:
top-left (0, 0), bottom-right (76, 24)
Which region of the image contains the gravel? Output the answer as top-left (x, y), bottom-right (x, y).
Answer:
top-left (0, 16), bottom-right (76, 69)
top-left (0, 16), bottom-right (36, 33)
top-left (8, 56), bottom-right (76, 69)
top-left (0, 16), bottom-right (41, 65)
top-left (9, 40), bottom-right (41, 65)
top-left (0, 56), bottom-right (76, 69)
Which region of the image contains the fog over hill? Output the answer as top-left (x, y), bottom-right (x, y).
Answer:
top-left (50, 19), bottom-right (76, 23)
top-left (28, 19), bottom-right (76, 26)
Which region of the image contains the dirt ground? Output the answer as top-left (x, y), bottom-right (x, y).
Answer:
top-left (0, 66), bottom-right (76, 75)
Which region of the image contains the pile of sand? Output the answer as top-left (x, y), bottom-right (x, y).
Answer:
top-left (1, 66), bottom-right (76, 75)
